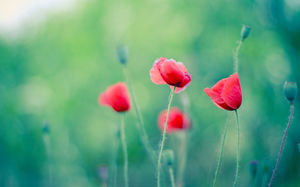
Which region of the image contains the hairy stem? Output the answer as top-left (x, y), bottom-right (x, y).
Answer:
top-left (157, 87), bottom-right (176, 187)
top-left (169, 167), bottom-right (176, 187)
top-left (212, 121), bottom-right (229, 187)
top-left (120, 114), bottom-right (129, 187)
top-left (233, 110), bottom-right (240, 187)
top-left (122, 65), bottom-right (155, 162)
top-left (234, 40), bottom-right (243, 73)
top-left (268, 103), bottom-right (294, 187)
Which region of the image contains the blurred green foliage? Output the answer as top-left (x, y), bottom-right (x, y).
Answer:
top-left (0, 0), bottom-right (300, 186)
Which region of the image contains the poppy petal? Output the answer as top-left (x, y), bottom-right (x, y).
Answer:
top-left (204, 88), bottom-right (234, 110)
top-left (221, 73), bottom-right (242, 110)
top-left (159, 59), bottom-right (185, 85)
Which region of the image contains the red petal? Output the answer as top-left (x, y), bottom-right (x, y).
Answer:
top-left (99, 92), bottom-right (110, 106)
top-left (150, 57), bottom-right (167, 84)
top-left (204, 87), bottom-right (234, 110)
top-left (221, 73), bottom-right (242, 110)
top-left (159, 59), bottom-right (185, 86)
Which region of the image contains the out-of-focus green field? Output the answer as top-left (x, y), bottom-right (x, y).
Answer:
top-left (0, 0), bottom-right (299, 186)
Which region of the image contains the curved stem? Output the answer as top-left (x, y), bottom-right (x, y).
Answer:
top-left (122, 65), bottom-right (155, 162)
top-left (157, 87), bottom-right (176, 187)
top-left (169, 167), bottom-right (176, 187)
top-left (234, 40), bottom-right (243, 73)
top-left (212, 121), bottom-right (229, 187)
top-left (120, 114), bottom-right (129, 187)
top-left (233, 110), bottom-right (240, 187)
top-left (268, 103), bottom-right (294, 187)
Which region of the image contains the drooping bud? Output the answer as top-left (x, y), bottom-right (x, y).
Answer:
top-left (249, 160), bottom-right (259, 178)
top-left (241, 25), bottom-right (251, 41)
top-left (98, 165), bottom-right (108, 182)
top-left (116, 45), bottom-right (128, 65)
top-left (163, 149), bottom-right (174, 166)
top-left (42, 122), bottom-right (50, 134)
top-left (284, 81), bottom-right (297, 103)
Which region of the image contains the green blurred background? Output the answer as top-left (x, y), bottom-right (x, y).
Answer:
top-left (0, 0), bottom-right (299, 186)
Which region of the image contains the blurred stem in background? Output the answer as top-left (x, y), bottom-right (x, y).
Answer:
top-left (98, 165), bottom-right (108, 187)
top-left (157, 87), bottom-right (176, 187)
top-left (117, 45), bottom-right (155, 163)
top-left (176, 132), bottom-right (187, 187)
top-left (110, 126), bottom-right (120, 187)
top-left (42, 123), bottom-right (52, 187)
top-left (120, 114), bottom-right (129, 187)
top-left (268, 81), bottom-right (297, 186)
top-left (233, 110), bottom-right (240, 187)
top-left (169, 166), bottom-right (176, 187)
top-left (163, 150), bottom-right (175, 187)
top-left (212, 119), bottom-right (229, 187)
top-left (249, 160), bottom-right (259, 187)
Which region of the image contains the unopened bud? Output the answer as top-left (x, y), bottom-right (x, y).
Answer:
top-left (42, 122), bottom-right (50, 134)
top-left (163, 149), bottom-right (174, 166)
top-left (284, 81), bottom-right (297, 102)
top-left (249, 160), bottom-right (259, 177)
top-left (241, 25), bottom-right (251, 41)
top-left (116, 45), bottom-right (128, 65)
top-left (98, 165), bottom-right (108, 182)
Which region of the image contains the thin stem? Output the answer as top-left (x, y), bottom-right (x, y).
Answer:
top-left (43, 134), bottom-right (52, 187)
top-left (111, 126), bottom-right (120, 187)
top-left (169, 167), bottom-right (176, 187)
top-left (212, 121), bottom-right (229, 187)
top-left (268, 103), bottom-right (294, 187)
top-left (157, 87), bottom-right (176, 187)
top-left (120, 114), bottom-right (129, 187)
top-left (234, 40), bottom-right (243, 73)
top-left (234, 110), bottom-right (240, 187)
top-left (122, 65), bottom-right (155, 162)
top-left (176, 132), bottom-right (187, 187)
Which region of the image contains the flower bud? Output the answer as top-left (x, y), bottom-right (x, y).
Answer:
top-left (284, 81), bottom-right (297, 102)
top-left (249, 160), bottom-right (259, 177)
top-left (116, 45), bottom-right (128, 65)
top-left (241, 25), bottom-right (251, 41)
top-left (98, 165), bottom-right (108, 182)
top-left (163, 149), bottom-right (174, 166)
top-left (42, 122), bottom-right (50, 134)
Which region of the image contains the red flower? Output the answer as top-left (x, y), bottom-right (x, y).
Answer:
top-left (99, 82), bottom-right (131, 112)
top-left (158, 107), bottom-right (191, 133)
top-left (204, 73), bottom-right (242, 111)
top-left (150, 57), bottom-right (191, 93)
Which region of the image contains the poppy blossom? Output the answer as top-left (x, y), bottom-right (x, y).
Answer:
top-left (99, 82), bottom-right (131, 112)
top-left (204, 73), bottom-right (242, 111)
top-left (150, 57), bottom-right (191, 93)
top-left (158, 107), bottom-right (191, 133)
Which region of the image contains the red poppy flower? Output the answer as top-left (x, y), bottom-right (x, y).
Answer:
top-left (158, 107), bottom-right (191, 133)
top-left (150, 57), bottom-right (191, 93)
top-left (99, 82), bottom-right (131, 112)
top-left (204, 73), bottom-right (242, 111)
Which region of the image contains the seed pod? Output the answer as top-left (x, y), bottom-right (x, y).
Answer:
top-left (116, 45), bottom-right (128, 65)
top-left (284, 81), bottom-right (297, 102)
top-left (163, 149), bottom-right (174, 166)
top-left (241, 25), bottom-right (251, 41)
top-left (42, 122), bottom-right (50, 134)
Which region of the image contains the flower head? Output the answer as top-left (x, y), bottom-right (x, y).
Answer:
top-left (99, 82), bottom-right (131, 112)
top-left (150, 57), bottom-right (191, 93)
top-left (204, 73), bottom-right (242, 111)
top-left (283, 81), bottom-right (297, 103)
top-left (158, 107), bottom-right (191, 133)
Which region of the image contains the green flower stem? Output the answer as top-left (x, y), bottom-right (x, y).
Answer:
top-left (43, 133), bottom-right (52, 187)
top-left (212, 120), bottom-right (229, 187)
top-left (120, 114), bottom-right (129, 187)
top-left (157, 86), bottom-right (176, 187)
top-left (234, 40), bottom-right (243, 73)
top-left (122, 65), bottom-right (155, 162)
top-left (176, 132), bottom-right (187, 187)
top-left (268, 103), bottom-right (295, 187)
top-left (111, 126), bottom-right (120, 187)
top-left (169, 166), bottom-right (176, 187)
top-left (234, 110), bottom-right (240, 187)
